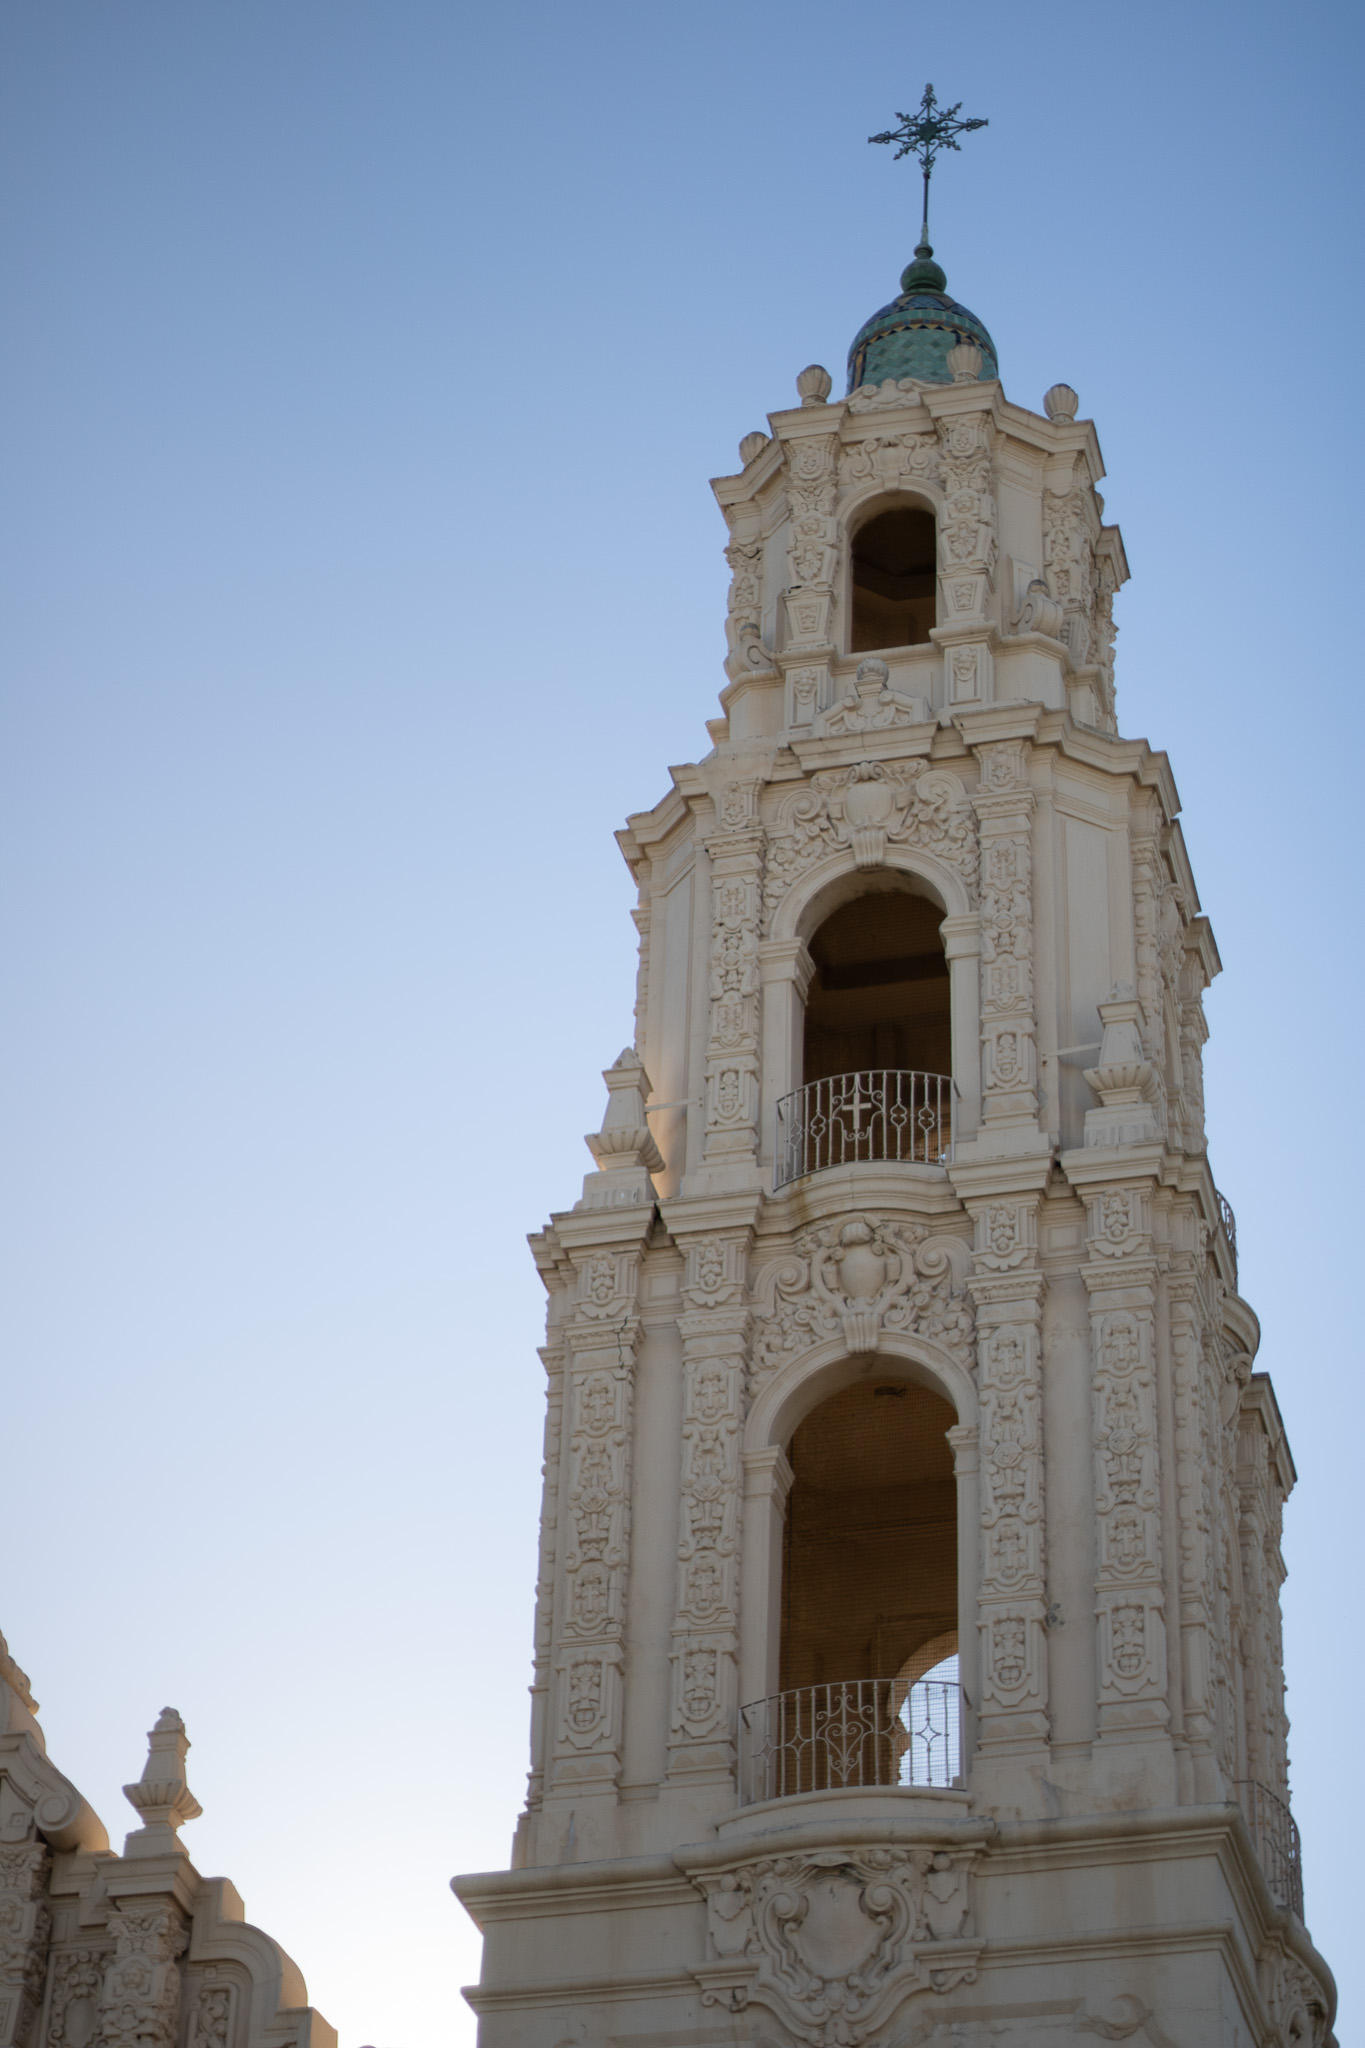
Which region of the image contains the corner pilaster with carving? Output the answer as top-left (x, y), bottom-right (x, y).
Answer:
top-left (1076, 1178), bottom-right (1173, 1767)
top-left (523, 1341), bottom-right (565, 1818)
top-left (665, 1231), bottom-right (753, 1784)
top-left (549, 1240), bottom-right (647, 1795)
top-left (964, 1194), bottom-right (1050, 1764)
top-left (700, 785), bottom-right (765, 1181)
top-left (1167, 1265), bottom-right (1220, 1799)
top-left (96, 1901), bottom-right (187, 2048)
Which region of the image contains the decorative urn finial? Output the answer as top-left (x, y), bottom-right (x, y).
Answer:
top-left (122, 1705), bottom-right (202, 1855)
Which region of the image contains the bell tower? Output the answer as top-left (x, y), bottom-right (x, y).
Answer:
top-left (454, 117), bottom-right (1337, 2048)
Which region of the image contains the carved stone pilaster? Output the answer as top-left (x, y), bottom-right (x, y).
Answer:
top-left (550, 1239), bottom-right (646, 1793)
top-left (0, 1841), bottom-right (49, 2048)
top-left (780, 428), bottom-right (839, 685)
top-left (701, 786), bottom-right (765, 1172)
top-left (1079, 1183), bottom-right (1170, 1744)
top-left (972, 743), bottom-right (1038, 1131)
top-left (666, 1232), bottom-right (751, 1782)
top-left (1167, 1271), bottom-right (1218, 1790)
top-left (97, 1901), bottom-right (187, 2048)
top-left (525, 1343), bottom-right (565, 1811)
top-left (965, 1193), bottom-right (1048, 1753)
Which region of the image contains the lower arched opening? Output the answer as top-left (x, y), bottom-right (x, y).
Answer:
top-left (742, 1375), bottom-right (961, 1801)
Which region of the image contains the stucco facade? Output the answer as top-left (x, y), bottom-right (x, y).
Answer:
top-left (453, 293), bottom-right (1337, 2047)
top-left (0, 1645), bottom-right (334, 2048)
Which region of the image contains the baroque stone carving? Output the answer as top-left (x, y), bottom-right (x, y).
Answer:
top-left (838, 431), bottom-right (940, 495)
top-left (0, 1841), bottom-right (49, 2048)
top-left (695, 1847), bottom-right (980, 2047)
top-left (819, 660), bottom-right (928, 736)
top-left (97, 1902), bottom-right (186, 2048)
top-left (44, 1949), bottom-right (103, 2048)
top-left (1092, 1306), bottom-right (1165, 1705)
top-left (764, 765), bottom-right (977, 929)
top-left (969, 1271), bottom-right (1048, 1729)
top-left (1043, 483), bottom-right (1096, 665)
top-left (752, 1216), bottom-right (973, 1383)
top-left (973, 741), bottom-right (1038, 1125)
top-left (701, 784), bottom-right (765, 1164)
top-left (184, 1975), bottom-right (235, 2048)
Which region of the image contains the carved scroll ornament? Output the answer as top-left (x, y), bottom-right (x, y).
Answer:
top-left (695, 1847), bottom-right (980, 2047)
top-left (764, 765), bottom-right (978, 930)
top-left (752, 1216), bottom-right (973, 1386)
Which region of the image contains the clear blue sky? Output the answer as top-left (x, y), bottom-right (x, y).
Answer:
top-left (2, 4), bottom-right (1361, 2043)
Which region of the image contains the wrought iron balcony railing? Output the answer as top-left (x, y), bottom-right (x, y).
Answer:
top-left (739, 1676), bottom-right (962, 1806)
top-left (775, 1070), bottom-right (953, 1189)
top-left (1235, 1779), bottom-right (1303, 1919)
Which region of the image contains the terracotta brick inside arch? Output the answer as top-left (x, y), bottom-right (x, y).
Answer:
top-left (780, 1379), bottom-right (957, 1691)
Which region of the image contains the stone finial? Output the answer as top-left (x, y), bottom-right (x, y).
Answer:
top-left (1082, 983), bottom-right (1161, 1147)
top-left (945, 342), bottom-right (981, 384)
top-left (795, 364), bottom-right (832, 406)
top-left (1044, 383), bottom-right (1079, 422)
top-left (578, 1049), bottom-right (664, 1211)
top-left (738, 431), bottom-right (770, 466)
top-left (122, 1706), bottom-right (202, 1856)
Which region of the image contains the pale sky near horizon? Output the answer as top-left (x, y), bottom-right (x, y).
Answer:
top-left (2, 3), bottom-right (1362, 2043)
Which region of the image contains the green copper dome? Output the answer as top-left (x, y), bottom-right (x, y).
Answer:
top-left (847, 247), bottom-right (998, 392)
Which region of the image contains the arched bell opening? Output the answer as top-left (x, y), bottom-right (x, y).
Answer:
top-left (781, 1380), bottom-right (958, 1688)
top-left (744, 1377), bottom-right (961, 1798)
top-left (777, 880), bottom-right (953, 1182)
top-left (849, 503), bottom-right (938, 653)
top-left (804, 888), bottom-right (950, 1085)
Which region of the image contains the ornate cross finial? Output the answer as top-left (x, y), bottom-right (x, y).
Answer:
top-left (869, 85), bottom-right (988, 258)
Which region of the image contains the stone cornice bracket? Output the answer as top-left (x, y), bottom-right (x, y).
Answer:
top-left (122, 1707), bottom-right (201, 1859)
top-left (1082, 982), bottom-right (1162, 1148)
top-left (578, 1047), bottom-right (664, 1213)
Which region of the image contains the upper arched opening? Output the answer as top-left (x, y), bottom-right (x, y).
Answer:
top-left (804, 889), bottom-right (950, 1086)
top-left (850, 503), bottom-right (937, 653)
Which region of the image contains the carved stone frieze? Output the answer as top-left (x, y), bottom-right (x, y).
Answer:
top-left (763, 764), bottom-right (977, 930)
top-left (694, 1846), bottom-right (981, 2047)
top-left (752, 1216), bottom-right (973, 1385)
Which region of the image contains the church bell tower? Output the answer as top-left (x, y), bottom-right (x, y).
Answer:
top-left (454, 103), bottom-right (1337, 2048)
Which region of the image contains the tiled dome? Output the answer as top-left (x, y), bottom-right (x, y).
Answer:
top-left (846, 248), bottom-right (998, 392)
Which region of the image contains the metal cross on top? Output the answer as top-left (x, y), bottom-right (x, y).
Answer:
top-left (869, 85), bottom-right (988, 256)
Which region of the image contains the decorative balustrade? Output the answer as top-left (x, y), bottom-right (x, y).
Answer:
top-left (1216, 1190), bottom-right (1238, 1285)
top-left (739, 1676), bottom-right (962, 1806)
top-left (1235, 1779), bottom-right (1303, 1919)
top-left (775, 1070), bottom-right (953, 1189)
